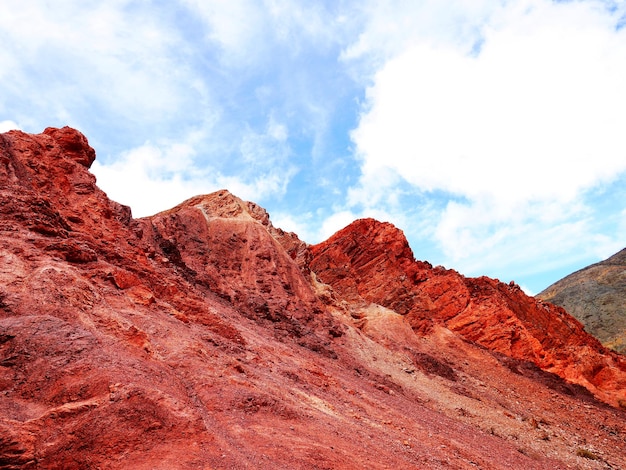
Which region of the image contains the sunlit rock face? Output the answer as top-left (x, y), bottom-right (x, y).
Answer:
top-left (310, 218), bottom-right (626, 405)
top-left (0, 127), bottom-right (625, 469)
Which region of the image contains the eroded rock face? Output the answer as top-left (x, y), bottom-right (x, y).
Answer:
top-left (137, 191), bottom-right (337, 355)
top-left (309, 218), bottom-right (626, 406)
top-left (1, 127), bottom-right (626, 469)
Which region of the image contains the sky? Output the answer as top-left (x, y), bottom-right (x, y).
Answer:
top-left (1, 0), bottom-right (625, 295)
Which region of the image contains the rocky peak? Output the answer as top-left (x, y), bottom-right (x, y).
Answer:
top-left (42, 126), bottom-right (97, 168)
top-left (164, 190), bottom-right (271, 225)
top-left (1, 127), bottom-right (95, 194)
top-left (136, 189), bottom-right (335, 354)
top-left (0, 127), bottom-right (131, 249)
top-left (156, 190), bottom-right (312, 270)
top-left (310, 218), bottom-right (432, 310)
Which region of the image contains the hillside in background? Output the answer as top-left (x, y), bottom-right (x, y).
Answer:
top-left (1, 127), bottom-right (625, 469)
top-left (539, 248), bottom-right (626, 354)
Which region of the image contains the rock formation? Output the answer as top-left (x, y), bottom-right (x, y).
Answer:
top-left (1, 127), bottom-right (625, 469)
top-left (538, 248), bottom-right (626, 354)
top-left (310, 219), bottom-right (626, 405)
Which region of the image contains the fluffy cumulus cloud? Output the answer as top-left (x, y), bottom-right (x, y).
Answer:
top-left (348, 0), bottom-right (626, 280)
top-left (0, 121), bottom-right (19, 133)
top-left (92, 140), bottom-right (207, 217)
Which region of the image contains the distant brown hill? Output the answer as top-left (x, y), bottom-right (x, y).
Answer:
top-left (538, 248), bottom-right (626, 353)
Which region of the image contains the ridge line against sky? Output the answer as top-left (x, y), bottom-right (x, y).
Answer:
top-left (1, 0), bottom-right (625, 294)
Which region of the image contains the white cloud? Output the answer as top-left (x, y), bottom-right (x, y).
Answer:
top-left (346, 165), bottom-right (403, 209)
top-left (91, 139), bottom-right (210, 217)
top-left (318, 210), bottom-right (360, 241)
top-left (435, 199), bottom-right (589, 270)
top-left (266, 116), bottom-right (288, 142)
top-left (348, 0), bottom-right (626, 276)
top-left (0, 121), bottom-right (19, 133)
top-left (341, 0), bottom-right (500, 71)
top-left (180, 0), bottom-right (264, 62)
top-left (181, 0), bottom-right (344, 67)
top-left (270, 211), bottom-right (316, 242)
top-left (91, 115), bottom-right (296, 217)
top-left (0, 1), bottom-right (210, 136)
top-left (354, 5), bottom-right (626, 203)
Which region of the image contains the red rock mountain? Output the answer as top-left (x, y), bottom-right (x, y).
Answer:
top-left (1, 127), bottom-right (625, 469)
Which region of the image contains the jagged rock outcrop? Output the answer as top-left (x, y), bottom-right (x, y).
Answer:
top-left (309, 219), bottom-right (626, 405)
top-left (137, 191), bottom-right (338, 354)
top-left (1, 127), bottom-right (625, 469)
top-left (538, 248), bottom-right (626, 354)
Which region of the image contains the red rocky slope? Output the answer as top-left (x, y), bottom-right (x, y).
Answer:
top-left (0, 127), bottom-right (625, 469)
top-left (309, 219), bottom-right (626, 406)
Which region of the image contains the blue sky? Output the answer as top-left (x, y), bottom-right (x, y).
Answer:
top-left (1, 0), bottom-right (625, 294)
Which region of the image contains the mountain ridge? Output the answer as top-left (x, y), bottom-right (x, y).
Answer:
top-left (1, 126), bottom-right (625, 469)
top-left (310, 218), bottom-right (626, 405)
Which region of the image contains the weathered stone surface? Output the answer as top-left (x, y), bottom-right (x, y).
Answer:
top-left (310, 218), bottom-right (626, 406)
top-left (539, 248), bottom-right (626, 353)
top-left (1, 127), bottom-right (625, 469)
top-left (136, 190), bottom-right (338, 354)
